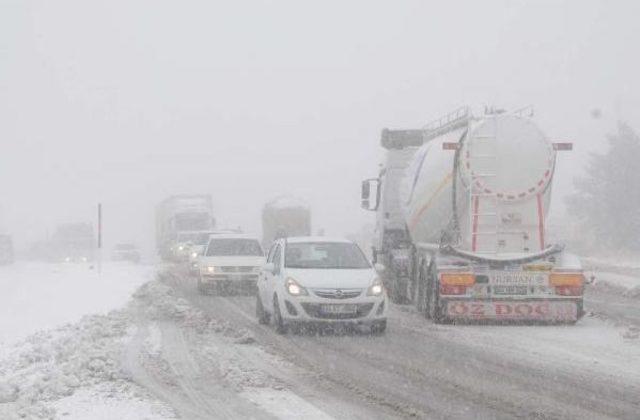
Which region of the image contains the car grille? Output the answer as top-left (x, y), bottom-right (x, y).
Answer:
top-left (312, 288), bottom-right (363, 299)
top-left (300, 303), bottom-right (374, 320)
top-left (219, 266), bottom-right (256, 273)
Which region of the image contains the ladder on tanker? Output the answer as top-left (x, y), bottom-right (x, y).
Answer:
top-left (467, 116), bottom-right (501, 254)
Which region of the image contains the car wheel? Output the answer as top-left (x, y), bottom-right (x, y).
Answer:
top-left (370, 320), bottom-right (387, 335)
top-left (273, 296), bottom-right (288, 335)
top-left (256, 294), bottom-right (270, 325)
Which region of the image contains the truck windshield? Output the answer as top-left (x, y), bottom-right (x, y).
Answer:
top-left (205, 239), bottom-right (263, 256)
top-left (285, 242), bottom-right (371, 269)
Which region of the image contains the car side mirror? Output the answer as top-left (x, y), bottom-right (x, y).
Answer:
top-left (263, 262), bottom-right (276, 274)
top-left (374, 263), bottom-right (385, 273)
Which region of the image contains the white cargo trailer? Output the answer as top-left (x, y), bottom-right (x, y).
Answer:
top-left (156, 195), bottom-right (216, 261)
top-left (361, 107), bottom-right (583, 323)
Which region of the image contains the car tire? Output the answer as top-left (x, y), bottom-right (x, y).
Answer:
top-left (273, 296), bottom-right (288, 335)
top-left (370, 320), bottom-right (387, 335)
top-left (256, 294), bottom-right (270, 325)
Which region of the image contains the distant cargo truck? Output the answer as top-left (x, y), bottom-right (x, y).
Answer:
top-left (156, 194), bottom-right (216, 261)
top-left (261, 196), bottom-right (311, 248)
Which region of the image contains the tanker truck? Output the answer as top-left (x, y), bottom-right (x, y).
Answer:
top-left (361, 107), bottom-right (583, 323)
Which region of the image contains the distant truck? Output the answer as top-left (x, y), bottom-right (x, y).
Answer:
top-left (49, 223), bottom-right (95, 263)
top-left (0, 234), bottom-right (14, 265)
top-left (361, 107), bottom-right (583, 323)
top-left (262, 196), bottom-right (311, 248)
top-left (156, 195), bottom-right (216, 261)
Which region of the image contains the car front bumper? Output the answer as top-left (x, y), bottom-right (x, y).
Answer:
top-left (278, 294), bottom-right (387, 325)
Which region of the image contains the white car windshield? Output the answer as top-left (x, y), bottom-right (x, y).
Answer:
top-left (284, 242), bottom-right (371, 269)
top-left (205, 239), bottom-right (263, 256)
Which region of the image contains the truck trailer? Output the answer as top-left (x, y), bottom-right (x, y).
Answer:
top-left (361, 107), bottom-right (583, 323)
top-left (156, 195), bottom-right (216, 261)
top-left (262, 196), bottom-right (311, 248)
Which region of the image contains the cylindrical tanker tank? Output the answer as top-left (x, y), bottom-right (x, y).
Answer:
top-left (402, 114), bottom-right (556, 255)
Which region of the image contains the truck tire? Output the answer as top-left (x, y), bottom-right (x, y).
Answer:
top-left (427, 264), bottom-right (443, 323)
top-left (273, 296), bottom-right (288, 335)
top-left (415, 261), bottom-right (428, 316)
top-left (256, 294), bottom-right (270, 325)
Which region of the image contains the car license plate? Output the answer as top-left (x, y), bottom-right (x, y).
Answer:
top-left (446, 300), bottom-right (578, 321)
top-left (493, 285), bottom-right (528, 295)
top-left (321, 304), bottom-right (358, 314)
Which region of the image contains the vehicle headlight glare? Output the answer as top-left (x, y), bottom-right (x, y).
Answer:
top-left (206, 266), bottom-right (215, 273)
top-left (286, 277), bottom-right (308, 296)
top-left (191, 252), bottom-right (198, 258)
top-left (367, 278), bottom-right (384, 296)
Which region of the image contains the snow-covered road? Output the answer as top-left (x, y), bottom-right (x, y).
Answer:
top-left (1, 261), bottom-right (639, 419)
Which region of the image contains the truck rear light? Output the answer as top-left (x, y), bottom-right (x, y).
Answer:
top-left (554, 285), bottom-right (583, 296)
top-left (549, 273), bottom-right (584, 287)
top-left (439, 284), bottom-right (468, 295)
top-left (440, 273), bottom-right (475, 286)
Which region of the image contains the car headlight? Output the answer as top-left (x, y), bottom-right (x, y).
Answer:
top-left (191, 252), bottom-right (198, 259)
top-left (367, 277), bottom-right (384, 296)
top-left (178, 246), bottom-right (184, 251)
top-left (64, 257), bottom-right (71, 262)
top-left (81, 256), bottom-right (88, 262)
top-left (205, 266), bottom-right (215, 274)
top-left (285, 277), bottom-right (308, 296)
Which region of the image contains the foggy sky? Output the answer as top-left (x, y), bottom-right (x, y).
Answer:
top-left (1, 0), bottom-right (639, 255)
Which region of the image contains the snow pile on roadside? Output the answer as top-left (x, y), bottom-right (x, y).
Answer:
top-left (0, 310), bottom-right (131, 419)
top-left (133, 278), bottom-right (285, 392)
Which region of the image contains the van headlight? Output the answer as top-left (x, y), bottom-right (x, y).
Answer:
top-left (285, 277), bottom-right (308, 296)
top-left (205, 266), bottom-right (216, 274)
top-left (367, 278), bottom-right (384, 296)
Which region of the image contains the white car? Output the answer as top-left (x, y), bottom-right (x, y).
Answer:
top-left (197, 234), bottom-right (265, 294)
top-left (256, 237), bottom-right (387, 334)
top-left (188, 229), bottom-right (244, 275)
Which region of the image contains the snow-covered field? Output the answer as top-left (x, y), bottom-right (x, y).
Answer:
top-left (0, 262), bottom-right (155, 344)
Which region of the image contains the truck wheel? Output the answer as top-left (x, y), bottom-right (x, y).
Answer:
top-left (273, 296), bottom-right (288, 335)
top-left (415, 262), bottom-right (428, 316)
top-left (428, 265), bottom-right (443, 323)
top-left (256, 294), bottom-right (270, 325)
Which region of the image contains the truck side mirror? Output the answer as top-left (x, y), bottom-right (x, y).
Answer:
top-left (361, 178), bottom-right (381, 211)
